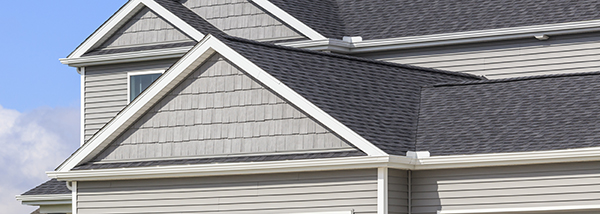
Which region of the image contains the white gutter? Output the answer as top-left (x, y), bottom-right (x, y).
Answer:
top-left (280, 19), bottom-right (600, 54)
top-left (60, 46), bottom-right (193, 67)
top-left (48, 146), bottom-right (600, 181)
top-left (16, 194), bottom-right (72, 206)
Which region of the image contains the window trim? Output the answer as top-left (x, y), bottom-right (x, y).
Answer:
top-left (127, 70), bottom-right (165, 103)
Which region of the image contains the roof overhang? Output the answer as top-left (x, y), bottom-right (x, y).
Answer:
top-left (63, 0), bottom-right (204, 65)
top-left (16, 194), bottom-right (71, 206)
top-left (50, 145), bottom-right (600, 181)
top-left (279, 19), bottom-right (600, 54)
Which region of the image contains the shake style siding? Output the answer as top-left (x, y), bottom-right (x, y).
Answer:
top-left (84, 59), bottom-right (178, 142)
top-left (181, 0), bottom-right (305, 41)
top-left (358, 32), bottom-right (600, 79)
top-left (93, 54), bottom-right (355, 161)
top-left (411, 161), bottom-right (600, 214)
top-left (77, 169), bottom-right (378, 214)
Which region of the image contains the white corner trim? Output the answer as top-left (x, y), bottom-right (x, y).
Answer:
top-left (16, 194), bottom-right (72, 206)
top-left (437, 204), bottom-right (600, 214)
top-left (414, 146), bottom-right (600, 170)
top-left (80, 68), bottom-right (85, 146)
top-left (250, 0), bottom-right (326, 40)
top-left (49, 156), bottom-right (395, 181)
top-left (67, 0), bottom-right (202, 59)
top-left (406, 151), bottom-right (430, 159)
top-left (72, 182), bottom-right (77, 214)
top-left (60, 46), bottom-right (193, 67)
top-left (377, 168), bottom-right (388, 214)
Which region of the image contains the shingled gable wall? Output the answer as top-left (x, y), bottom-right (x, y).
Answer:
top-left (97, 6), bottom-right (193, 50)
top-left (92, 53), bottom-right (356, 162)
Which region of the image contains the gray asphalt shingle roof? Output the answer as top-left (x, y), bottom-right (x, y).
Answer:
top-left (417, 72), bottom-right (600, 156)
top-left (269, 0), bottom-right (600, 40)
top-left (22, 179), bottom-right (70, 196)
top-left (223, 36), bottom-right (482, 155)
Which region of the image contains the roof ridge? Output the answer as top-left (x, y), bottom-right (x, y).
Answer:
top-left (431, 71), bottom-right (600, 87)
top-left (223, 35), bottom-right (485, 80)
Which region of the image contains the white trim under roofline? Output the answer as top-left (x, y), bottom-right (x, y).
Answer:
top-left (48, 146), bottom-right (600, 181)
top-left (49, 156), bottom-right (399, 181)
top-left (279, 19), bottom-right (600, 54)
top-left (56, 34), bottom-right (386, 172)
top-left (16, 194), bottom-right (72, 206)
top-left (61, 46), bottom-right (193, 67)
top-left (437, 204), bottom-right (600, 214)
top-left (250, 0), bottom-right (327, 40)
top-left (67, 0), bottom-right (203, 59)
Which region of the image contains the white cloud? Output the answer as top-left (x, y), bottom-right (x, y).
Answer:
top-left (0, 105), bottom-right (79, 214)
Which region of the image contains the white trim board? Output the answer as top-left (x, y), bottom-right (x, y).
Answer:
top-left (438, 204), bottom-right (600, 214)
top-left (56, 34), bottom-right (387, 172)
top-left (67, 0), bottom-right (204, 59)
top-left (61, 45), bottom-right (193, 67)
top-left (250, 0), bottom-right (326, 40)
top-left (16, 194), bottom-right (72, 206)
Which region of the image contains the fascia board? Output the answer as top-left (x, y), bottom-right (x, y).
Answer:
top-left (209, 37), bottom-right (387, 156)
top-left (16, 194), bottom-right (72, 206)
top-left (414, 146), bottom-right (600, 170)
top-left (56, 36), bottom-right (216, 172)
top-left (48, 156), bottom-right (396, 181)
top-left (67, 0), bottom-right (203, 59)
top-left (250, 0), bottom-right (326, 40)
top-left (437, 204), bottom-right (600, 214)
top-left (279, 20), bottom-right (600, 54)
top-left (60, 46), bottom-right (193, 67)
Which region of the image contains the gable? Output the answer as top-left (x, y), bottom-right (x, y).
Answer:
top-left (180, 0), bottom-right (305, 41)
top-left (93, 54), bottom-right (356, 162)
top-left (98, 7), bottom-right (194, 50)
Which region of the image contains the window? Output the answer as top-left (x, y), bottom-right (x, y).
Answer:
top-left (128, 71), bottom-right (164, 102)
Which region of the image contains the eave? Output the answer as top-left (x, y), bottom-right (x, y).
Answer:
top-left (16, 194), bottom-right (71, 206)
top-left (59, 45), bottom-right (193, 67)
top-left (279, 19), bottom-right (600, 54)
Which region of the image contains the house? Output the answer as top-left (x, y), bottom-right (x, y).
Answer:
top-left (16, 0), bottom-right (600, 214)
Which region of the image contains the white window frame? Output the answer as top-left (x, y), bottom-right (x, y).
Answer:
top-left (127, 70), bottom-right (165, 103)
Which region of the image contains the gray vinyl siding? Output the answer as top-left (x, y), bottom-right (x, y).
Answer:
top-left (77, 169), bottom-right (377, 214)
top-left (181, 0), bottom-right (305, 41)
top-left (357, 32), bottom-right (600, 79)
top-left (411, 161), bottom-right (600, 214)
top-left (94, 54), bottom-right (354, 162)
top-left (389, 169), bottom-right (409, 214)
top-left (84, 59), bottom-right (177, 142)
top-left (99, 7), bottom-right (193, 49)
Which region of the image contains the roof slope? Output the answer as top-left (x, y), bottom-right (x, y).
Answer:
top-left (269, 0), bottom-right (600, 40)
top-left (417, 72), bottom-right (600, 156)
top-left (22, 179), bottom-right (70, 195)
top-left (223, 36), bottom-right (482, 155)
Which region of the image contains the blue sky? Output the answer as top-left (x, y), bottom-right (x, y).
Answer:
top-left (0, 1), bottom-right (126, 213)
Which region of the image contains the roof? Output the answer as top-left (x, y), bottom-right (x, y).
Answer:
top-left (269, 0), bottom-right (600, 40)
top-left (222, 36), bottom-right (483, 155)
top-left (417, 72), bottom-right (600, 156)
top-left (74, 151), bottom-right (365, 170)
top-left (22, 179), bottom-right (70, 196)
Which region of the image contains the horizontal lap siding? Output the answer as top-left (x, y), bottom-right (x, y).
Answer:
top-left (84, 59), bottom-right (177, 142)
top-left (182, 0), bottom-right (305, 41)
top-left (77, 169), bottom-right (377, 214)
top-left (411, 162), bottom-right (600, 214)
top-left (94, 54), bottom-right (354, 161)
top-left (358, 32), bottom-right (600, 79)
top-left (389, 169), bottom-right (408, 214)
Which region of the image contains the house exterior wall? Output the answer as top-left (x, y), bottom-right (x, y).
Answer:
top-left (411, 161), bottom-right (600, 214)
top-left (99, 7), bottom-right (193, 49)
top-left (356, 32), bottom-right (600, 79)
top-left (76, 169), bottom-right (377, 214)
top-left (93, 54), bottom-right (354, 161)
top-left (181, 0), bottom-right (305, 41)
top-left (84, 59), bottom-right (178, 142)
top-left (389, 169), bottom-right (409, 214)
